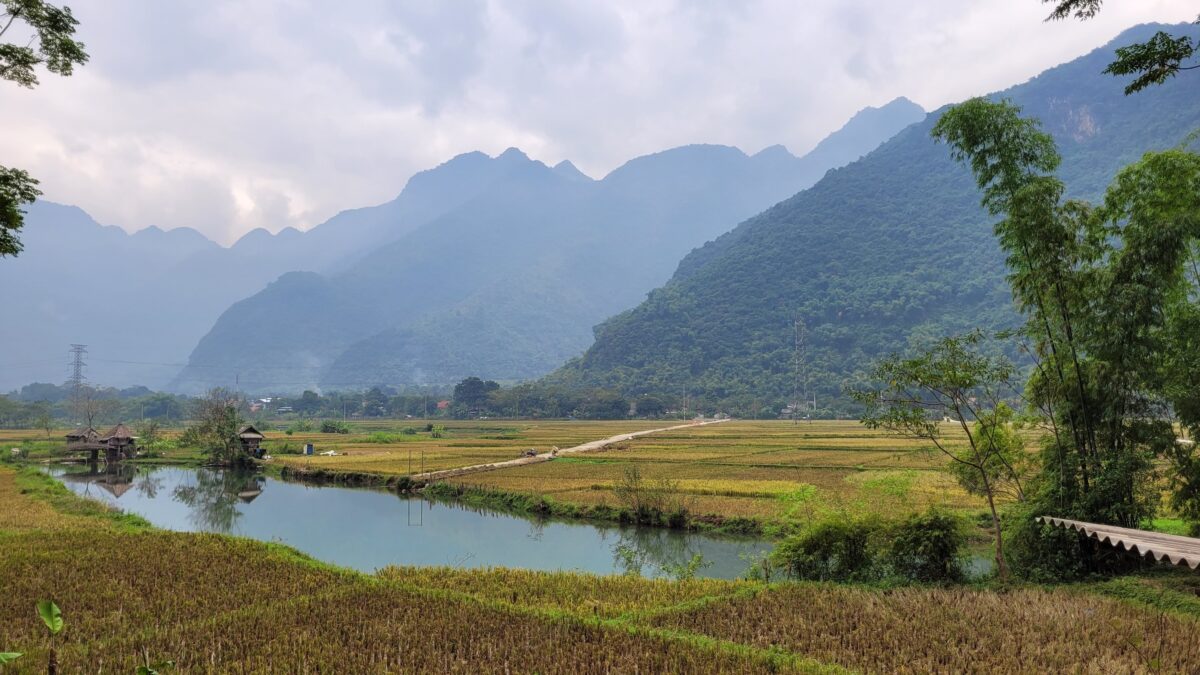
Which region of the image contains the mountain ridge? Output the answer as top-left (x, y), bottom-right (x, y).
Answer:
top-left (549, 22), bottom-right (1200, 415)
top-left (167, 99), bottom-right (926, 393)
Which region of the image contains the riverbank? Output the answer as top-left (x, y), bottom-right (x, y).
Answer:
top-left (275, 465), bottom-right (771, 537)
top-left (4, 466), bottom-right (1200, 672)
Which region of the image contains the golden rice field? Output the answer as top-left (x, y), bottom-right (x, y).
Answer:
top-left (269, 419), bottom-right (671, 473)
top-left (2, 465), bottom-right (1198, 673)
top-left (441, 420), bottom-right (986, 522)
top-left (649, 584), bottom-right (1200, 673)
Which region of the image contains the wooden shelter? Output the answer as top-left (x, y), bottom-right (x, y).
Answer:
top-left (98, 423), bottom-right (137, 463)
top-left (65, 426), bottom-right (106, 462)
top-left (238, 424), bottom-right (265, 458)
top-left (63, 424), bottom-right (138, 463)
top-left (65, 427), bottom-right (100, 446)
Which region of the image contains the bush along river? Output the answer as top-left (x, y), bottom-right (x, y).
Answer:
top-left (46, 464), bottom-right (772, 580)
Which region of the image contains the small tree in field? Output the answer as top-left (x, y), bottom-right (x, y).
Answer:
top-left (33, 405), bottom-right (53, 439)
top-left (182, 389), bottom-right (246, 466)
top-left (854, 331), bottom-right (1026, 580)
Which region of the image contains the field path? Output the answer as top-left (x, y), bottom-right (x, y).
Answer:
top-left (411, 418), bottom-right (731, 483)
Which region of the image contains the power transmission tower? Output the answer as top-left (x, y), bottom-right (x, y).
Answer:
top-left (792, 319), bottom-right (807, 425)
top-left (68, 344), bottom-right (87, 423)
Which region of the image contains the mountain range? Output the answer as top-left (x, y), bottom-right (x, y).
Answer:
top-left (165, 97), bottom-right (924, 393)
top-left (0, 97), bottom-right (924, 393)
top-left (550, 23), bottom-right (1200, 414)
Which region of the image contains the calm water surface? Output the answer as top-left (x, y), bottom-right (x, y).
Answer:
top-left (47, 464), bottom-right (771, 579)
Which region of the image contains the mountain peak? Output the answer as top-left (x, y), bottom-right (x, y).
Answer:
top-left (497, 147), bottom-right (530, 162)
top-left (552, 160), bottom-right (593, 182)
top-left (797, 97), bottom-right (927, 168)
top-left (752, 144), bottom-right (795, 160)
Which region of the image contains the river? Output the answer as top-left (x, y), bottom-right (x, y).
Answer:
top-left (46, 464), bottom-right (772, 580)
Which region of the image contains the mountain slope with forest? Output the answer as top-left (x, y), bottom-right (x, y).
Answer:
top-left (552, 23), bottom-right (1200, 416)
top-left (169, 98), bottom-right (925, 393)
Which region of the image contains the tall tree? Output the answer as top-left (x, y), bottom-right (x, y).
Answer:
top-left (1043, 1), bottom-right (1198, 94)
top-left (0, 0), bottom-right (87, 257)
top-left (934, 98), bottom-right (1200, 575)
top-left (181, 388), bottom-right (247, 466)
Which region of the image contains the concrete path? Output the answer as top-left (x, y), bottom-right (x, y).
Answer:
top-left (411, 418), bottom-right (731, 484)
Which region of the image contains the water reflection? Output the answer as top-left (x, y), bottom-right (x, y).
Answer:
top-left (46, 465), bottom-right (771, 579)
top-left (171, 469), bottom-right (264, 532)
top-left (57, 461), bottom-right (138, 500)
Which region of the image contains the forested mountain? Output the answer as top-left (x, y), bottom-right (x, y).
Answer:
top-left (551, 23), bottom-right (1200, 416)
top-left (169, 98), bottom-right (925, 393)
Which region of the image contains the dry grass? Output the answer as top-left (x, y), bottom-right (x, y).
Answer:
top-left (0, 530), bottom-right (787, 674)
top-left (0, 468), bottom-right (101, 532)
top-left (379, 565), bottom-right (747, 619)
top-left (650, 584), bottom-right (1200, 674)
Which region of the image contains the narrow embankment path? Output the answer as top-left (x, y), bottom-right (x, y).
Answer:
top-left (411, 418), bottom-right (732, 484)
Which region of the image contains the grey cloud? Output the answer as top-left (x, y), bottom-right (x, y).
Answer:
top-left (0, 0), bottom-right (1194, 244)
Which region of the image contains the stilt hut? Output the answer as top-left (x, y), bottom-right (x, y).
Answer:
top-left (99, 423), bottom-right (137, 462)
top-left (238, 424), bottom-right (265, 458)
top-left (65, 427), bottom-right (99, 447)
top-left (65, 427), bottom-right (104, 462)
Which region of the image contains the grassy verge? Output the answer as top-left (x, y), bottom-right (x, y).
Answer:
top-left (421, 480), bottom-right (768, 537)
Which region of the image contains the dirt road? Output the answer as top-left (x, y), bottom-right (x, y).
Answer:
top-left (410, 418), bottom-right (731, 483)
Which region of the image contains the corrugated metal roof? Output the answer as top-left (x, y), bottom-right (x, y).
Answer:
top-left (1038, 516), bottom-right (1200, 570)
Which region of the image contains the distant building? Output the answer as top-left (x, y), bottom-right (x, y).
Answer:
top-left (437, 400), bottom-right (451, 410)
top-left (238, 424), bottom-right (265, 458)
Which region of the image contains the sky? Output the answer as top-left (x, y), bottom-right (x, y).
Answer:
top-left (0, 1), bottom-right (1195, 245)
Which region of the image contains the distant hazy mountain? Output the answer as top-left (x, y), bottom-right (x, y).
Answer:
top-left (169, 98), bottom-right (925, 393)
top-left (1, 144), bottom-right (582, 391)
top-left (551, 23), bottom-right (1200, 414)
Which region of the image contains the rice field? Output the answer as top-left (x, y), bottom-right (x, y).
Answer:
top-left (269, 419), bottom-right (671, 474)
top-left (649, 584), bottom-right (1200, 673)
top-left (2, 465), bottom-right (1199, 673)
top-left (442, 421), bottom-right (986, 523)
top-left (5, 419), bottom-right (999, 526)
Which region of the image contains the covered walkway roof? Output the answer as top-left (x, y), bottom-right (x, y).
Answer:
top-left (1038, 516), bottom-right (1200, 570)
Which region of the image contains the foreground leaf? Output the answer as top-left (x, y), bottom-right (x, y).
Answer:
top-left (36, 600), bottom-right (63, 635)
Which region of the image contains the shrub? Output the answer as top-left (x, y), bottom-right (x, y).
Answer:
top-left (612, 466), bottom-right (691, 526)
top-left (772, 519), bottom-right (880, 582)
top-left (400, 427), bottom-right (418, 436)
top-left (885, 511), bottom-right (965, 583)
top-left (320, 420), bottom-right (351, 434)
top-left (429, 425), bottom-right (446, 439)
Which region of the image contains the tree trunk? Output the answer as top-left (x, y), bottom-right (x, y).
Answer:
top-left (980, 470), bottom-right (1010, 581)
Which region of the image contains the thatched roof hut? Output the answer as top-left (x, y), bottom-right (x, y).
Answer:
top-left (238, 424), bottom-right (265, 441)
top-left (100, 423), bottom-right (136, 443)
top-left (238, 424), bottom-right (265, 457)
top-left (65, 427), bottom-right (99, 445)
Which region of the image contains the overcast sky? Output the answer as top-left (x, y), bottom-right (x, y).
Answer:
top-left (0, 1), bottom-right (1194, 245)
